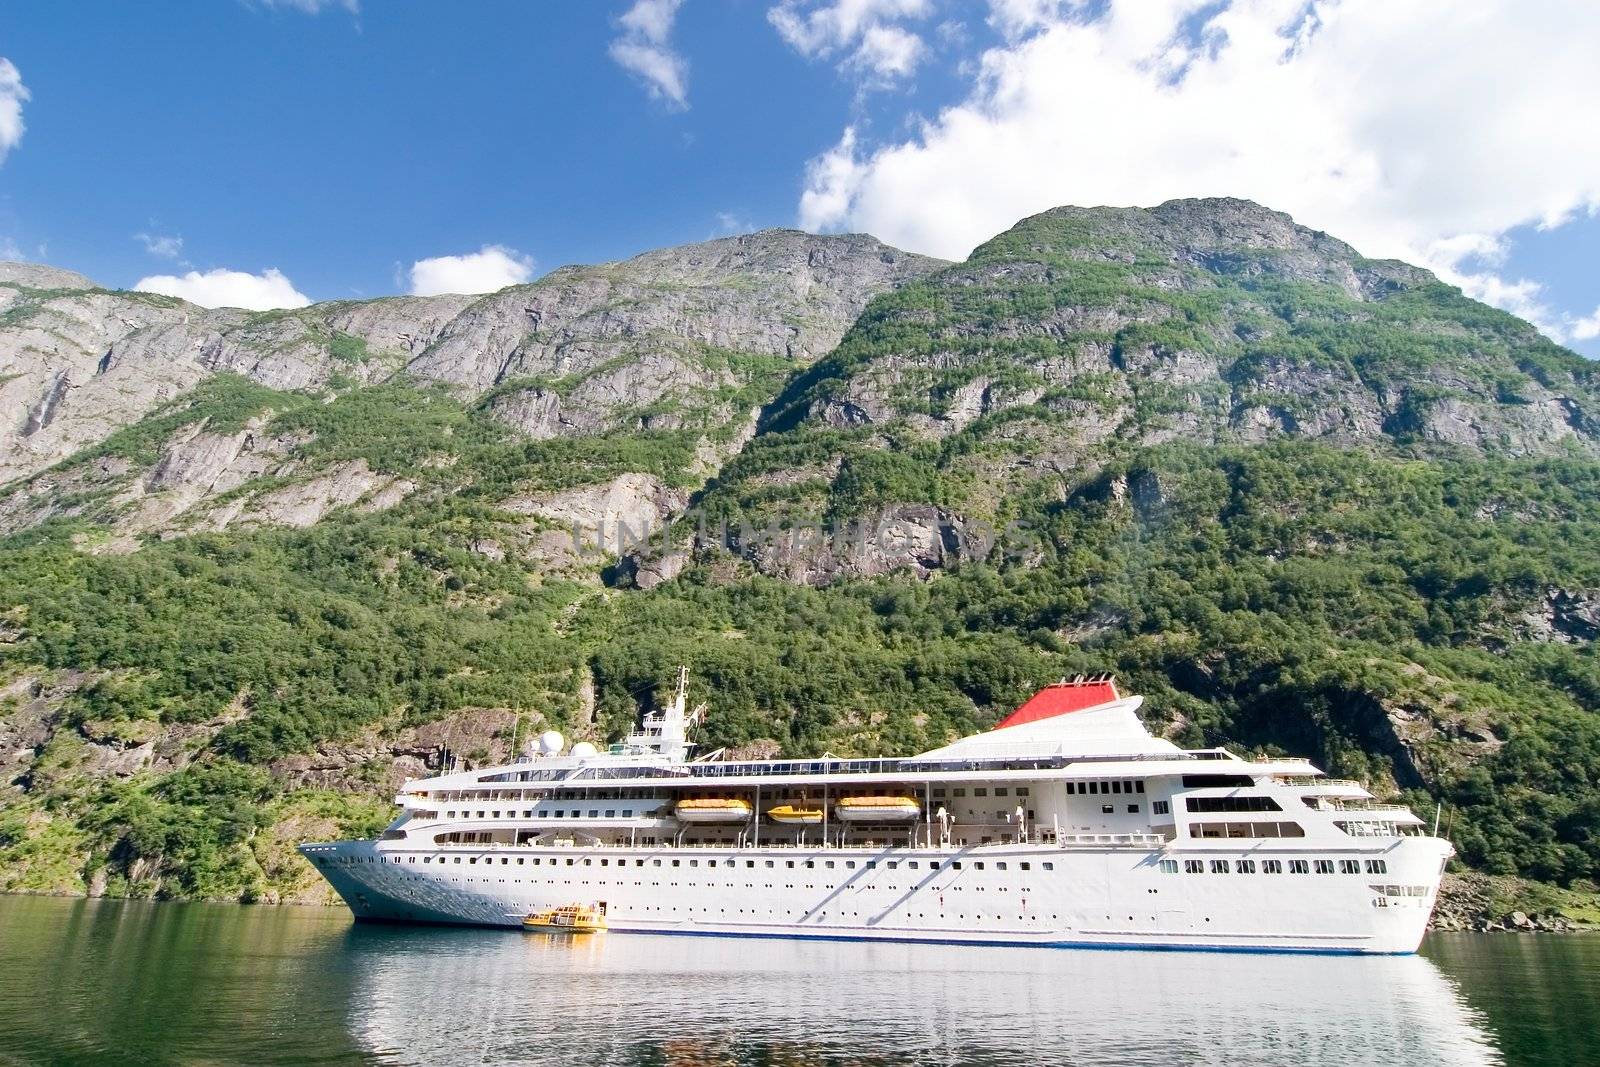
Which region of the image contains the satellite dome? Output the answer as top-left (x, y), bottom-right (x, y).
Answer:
top-left (537, 730), bottom-right (564, 756)
top-left (570, 740), bottom-right (598, 759)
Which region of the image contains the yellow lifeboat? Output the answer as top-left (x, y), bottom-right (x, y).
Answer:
top-left (766, 804), bottom-right (824, 825)
top-left (523, 902), bottom-right (607, 933)
top-left (835, 796), bottom-right (920, 822)
top-left (674, 797), bottom-right (753, 824)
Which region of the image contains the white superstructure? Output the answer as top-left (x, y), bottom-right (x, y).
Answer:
top-left (301, 670), bottom-right (1453, 954)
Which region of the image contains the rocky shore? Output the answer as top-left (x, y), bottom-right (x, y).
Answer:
top-left (1430, 871), bottom-right (1598, 933)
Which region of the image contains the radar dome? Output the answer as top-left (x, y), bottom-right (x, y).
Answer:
top-left (537, 730), bottom-right (564, 756)
top-left (570, 741), bottom-right (599, 759)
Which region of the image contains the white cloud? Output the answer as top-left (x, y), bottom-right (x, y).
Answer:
top-left (799, 0), bottom-right (1600, 342)
top-left (0, 236), bottom-right (23, 261)
top-left (769, 0), bottom-right (932, 83)
top-left (408, 245), bottom-right (534, 296)
top-left (134, 267), bottom-right (311, 310)
top-left (0, 58), bottom-right (29, 164)
top-left (257, 0), bottom-right (359, 13)
top-left (610, 0), bottom-right (690, 109)
top-left (135, 232), bottom-right (185, 260)
top-left (1571, 307), bottom-right (1600, 343)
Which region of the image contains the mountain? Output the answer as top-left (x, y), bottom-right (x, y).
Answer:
top-left (1, 201), bottom-right (1597, 913)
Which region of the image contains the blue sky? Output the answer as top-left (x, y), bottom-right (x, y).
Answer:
top-left (1, 1), bottom-right (1597, 356)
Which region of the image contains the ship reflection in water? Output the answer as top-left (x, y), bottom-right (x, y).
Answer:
top-left (346, 929), bottom-right (1501, 1066)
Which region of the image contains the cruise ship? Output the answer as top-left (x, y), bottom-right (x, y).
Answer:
top-left (300, 671), bottom-right (1452, 954)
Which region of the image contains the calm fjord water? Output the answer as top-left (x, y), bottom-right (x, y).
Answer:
top-left (0, 896), bottom-right (1595, 1066)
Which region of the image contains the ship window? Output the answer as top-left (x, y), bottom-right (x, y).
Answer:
top-left (1340, 860), bottom-right (1361, 874)
top-left (605, 810), bottom-right (615, 818)
top-left (805, 860), bottom-right (815, 869)
top-left (554, 811), bottom-right (563, 818)
top-left (671, 860), bottom-right (680, 867)
top-left (600, 859), bottom-right (608, 866)
top-left (1153, 800), bottom-right (1170, 816)
top-left (1185, 860), bottom-right (1205, 874)
top-left (1127, 805), bottom-right (1139, 814)
top-left (746, 861), bottom-right (755, 868)
top-left (1102, 805), bottom-right (1114, 815)
top-left (492, 811), bottom-right (500, 818)
top-left (1135, 782), bottom-right (1145, 793)
top-left (825, 861), bottom-right (835, 869)
top-left (469, 857), bottom-right (477, 865)
top-left (1365, 859), bottom-right (1387, 874)
top-left (1016, 788), bottom-right (1029, 797)
top-left (932, 789), bottom-right (946, 799)
top-left (690, 860), bottom-right (699, 867)
top-left (765, 861), bottom-right (775, 868)
top-left (953, 789), bottom-right (966, 797)
top-left (1210, 860), bottom-right (1229, 873)
top-left (588, 810), bottom-right (598, 818)
top-left (908, 862), bottom-right (918, 870)
top-left (623, 810), bottom-right (633, 817)
top-left (888, 862), bottom-right (899, 870)
top-left (786, 861), bottom-right (795, 868)
top-left (846, 861), bottom-right (857, 869)
top-left (1159, 860), bottom-right (1180, 873)
top-left (996, 862), bottom-right (1007, 870)
top-left (652, 860), bottom-right (661, 866)
top-left (1042, 863), bottom-right (1052, 871)
top-left (952, 862), bottom-right (962, 870)
top-left (1314, 860), bottom-right (1336, 874)
top-left (1263, 859), bottom-right (1283, 874)
top-left (1112, 782), bottom-right (1122, 794)
top-left (1186, 796), bottom-right (1282, 813)
top-left (1290, 859), bottom-right (1309, 874)
top-left (1235, 860), bottom-right (1256, 874)
top-left (974, 788), bottom-right (988, 797)
top-left (994, 788), bottom-right (1008, 797)
top-left (1020, 862), bottom-right (1030, 871)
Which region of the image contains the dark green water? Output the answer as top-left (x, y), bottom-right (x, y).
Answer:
top-left (0, 896), bottom-right (1595, 1066)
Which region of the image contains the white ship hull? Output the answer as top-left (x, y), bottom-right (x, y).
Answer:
top-left (301, 835), bottom-right (1449, 955)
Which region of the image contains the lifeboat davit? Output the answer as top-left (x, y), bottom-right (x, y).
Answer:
top-left (674, 798), bottom-right (753, 824)
top-left (835, 796), bottom-right (920, 822)
top-left (766, 804), bottom-right (824, 825)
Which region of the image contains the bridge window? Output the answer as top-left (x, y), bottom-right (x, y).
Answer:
top-left (1289, 860), bottom-right (1309, 874)
top-left (1365, 859), bottom-right (1388, 874)
top-left (1315, 860), bottom-right (1336, 874)
top-left (1184, 860), bottom-right (1205, 873)
top-left (1159, 859), bottom-right (1179, 873)
top-left (1152, 800), bottom-right (1170, 816)
top-left (1210, 860), bottom-right (1230, 873)
top-left (1262, 859), bottom-right (1282, 874)
top-left (1186, 796), bottom-right (1282, 813)
top-left (1340, 860), bottom-right (1361, 874)
top-left (1235, 860), bottom-right (1256, 873)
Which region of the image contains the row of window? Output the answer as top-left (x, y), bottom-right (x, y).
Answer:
top-left (931, 787), bottom-right (1031, 799)
top-left (438, 808), bottom-right (646, 821)
top-left (1185, 796), bottom-right (1282, 813)
top-left (1160, 858), bottom-right (1388, 875)
top-left (1068, 780), bottom-right (1145, 795)
top-left (378, 853), bottom-right (1059, 873)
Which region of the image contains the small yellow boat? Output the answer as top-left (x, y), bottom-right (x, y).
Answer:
top-left (523, 902), bottom-right (607, 933)
top-left (675, 797), bottom-right (753, 823)
top-left (766, 803), bottom-right (825, 825)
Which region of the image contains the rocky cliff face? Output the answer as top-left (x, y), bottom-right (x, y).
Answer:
top-left (0, 231), bottom-right (943, 541)
top-left (650, 198), bottom-right (1600, 586)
